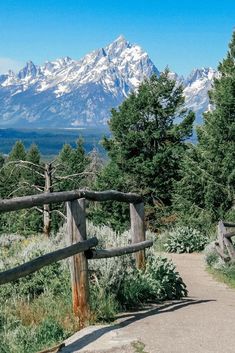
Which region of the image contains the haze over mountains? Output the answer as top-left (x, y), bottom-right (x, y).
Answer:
top-left (0, 36), bottom-right (218, 128)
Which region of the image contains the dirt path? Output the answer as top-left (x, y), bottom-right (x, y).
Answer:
top-left (60, 253), bottom-right (235, 353)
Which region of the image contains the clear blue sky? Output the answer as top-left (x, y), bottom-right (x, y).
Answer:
top-left (0, 0), bottom-right (235, 76)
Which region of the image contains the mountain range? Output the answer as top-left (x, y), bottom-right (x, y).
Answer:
top-left (0, 36), bottom-right (218, 128)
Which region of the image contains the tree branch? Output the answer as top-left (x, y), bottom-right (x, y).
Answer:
top-left (33, 206), bottom-right (44, 213)
top-left (54, 171), bottom-right (95, 180)
top-left (20, 181), bottom-right (44, 192)
top-left (51, 209), bottom-right (67, 220)
top-left (2, 160), bottom-right (44, 171)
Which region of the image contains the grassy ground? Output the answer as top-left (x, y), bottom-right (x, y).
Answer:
top-left (207, 266), bottom-right (235, 289)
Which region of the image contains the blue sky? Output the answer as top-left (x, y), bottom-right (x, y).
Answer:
top-left (0, 0), bottom-right (235, 76)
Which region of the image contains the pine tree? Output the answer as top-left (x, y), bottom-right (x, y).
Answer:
top-left (8, 141), bottom-right (26, 161)
top-left (174, 31), bottom-right (235, 230)
top-left (25, 144), bottom-right (43, 192)
top-left (96, 71), bottom-right (194, 230)
top-left (55, 138), bottom-right (88, 191)
top-left (1, 141), bottom-right (27, 197)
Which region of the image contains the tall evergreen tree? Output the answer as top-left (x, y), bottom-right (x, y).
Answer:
top-left (95, 71), bottom-right (194, 230)
top-left (8, 141), bottom-right (26, 161)
top-left (55, 138), bottom-right (89, 191)
top-left (1, 141), bottom-right (27, 198)
top-left (25, 144), bottom-right (43, 192)
top-left (174, 31), bottom-right (235, 230)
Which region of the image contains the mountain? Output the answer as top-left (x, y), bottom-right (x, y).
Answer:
top-left (183, 67), bottom-right (218, 124)
top-left (0, 36), bottom-right (216, 128)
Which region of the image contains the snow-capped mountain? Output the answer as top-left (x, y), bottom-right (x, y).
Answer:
top-left (183, 67), bottom-right (218, 123)
top-left (0, 36), bottom-right (216, 128)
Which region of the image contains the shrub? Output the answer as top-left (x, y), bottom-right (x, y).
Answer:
top-left (90, 287), bottom-right (119, 322)
top-left (0, 235), bottom-right (70, 301)
top-left (116, 254), bottom-right (187, 307)
top-left (34, 317), bottom-right (67, 348)
top-left (0, 316), bottom-right (67, 353)
top-left (204, 243), bottom-right (221, 268)
top-left (87, 223), bottom-right (187, 310)
top-left (164, 226), bottom-right (208, 253)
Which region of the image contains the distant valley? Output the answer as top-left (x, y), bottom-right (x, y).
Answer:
top-left (0, 127), bottom-right (110, 159)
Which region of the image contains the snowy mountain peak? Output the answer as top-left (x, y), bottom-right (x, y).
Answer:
top-left (105, 35), bottom-right (131, 58)
top-left (0, 37), bottom-right (217, 128)
top-left (8, 69), bottom-right (15, 77)
top-left (116, 34), bottom-right (126, 42)
top-left (183, 67), bottom-right (219, 123)
top-left (186, 67), bottom-right (217, 85)
top-left (18, 61), bottom-right (39, 79)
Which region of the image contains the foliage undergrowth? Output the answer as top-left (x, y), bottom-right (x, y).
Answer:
top-left (204, 242), bottom-right (235, 289)
top-left (164, 226), bottom-right (208, 253)
top-left (0, 223), bottom-right (187, 352)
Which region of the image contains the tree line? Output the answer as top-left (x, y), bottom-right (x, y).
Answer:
top-left (1, 31), bottom-right (235, 236)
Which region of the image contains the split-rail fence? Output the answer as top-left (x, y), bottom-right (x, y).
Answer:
top-left (0, 189), bottom-right (153, 321)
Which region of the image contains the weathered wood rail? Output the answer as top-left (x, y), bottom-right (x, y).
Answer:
top-left (214, 220), bottom-right (235, 262)
top-left (0, 189), bottom-right (153, 321)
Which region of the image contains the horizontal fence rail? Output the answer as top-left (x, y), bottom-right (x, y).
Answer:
top-left (86, 240), bottom-right (153, 260)
top-left (0, 237), bottom-right (98, 285)
top-left (0, 189), bottom-right (143, 213)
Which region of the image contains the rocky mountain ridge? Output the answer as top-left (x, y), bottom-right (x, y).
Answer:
top-left (0, 36), bottom-right (218, 127)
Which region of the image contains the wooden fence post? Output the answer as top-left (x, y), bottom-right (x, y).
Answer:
top-left (43, 163), bottom-right (52, 237)
top-left (219, 220), bottom-right (235, 260)
top-left (66, 198), bottom-right (89, 322)
top-left (130, 202), bottom-right (146, 269)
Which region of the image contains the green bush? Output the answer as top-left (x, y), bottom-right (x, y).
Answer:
top-left (116, 254), bottom-right (187, 307)
top-left (35, 317), bottom-right (67, 348)
top-left (90, 287), bottom-right (119, 322)
top-left (164, 226), bottom-right (208, 253)
top-left (0, 316), bottom-right (67, 353)
top-left (204, 243), bottom-right (221, 268)
top-left (0, 235), bottom-right (70, 301)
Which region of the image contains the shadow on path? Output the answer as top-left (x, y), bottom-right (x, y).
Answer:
top-left (61, 298), bottom-right (215, 352)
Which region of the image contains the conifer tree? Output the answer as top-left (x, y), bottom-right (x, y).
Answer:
top-left (8, 140), bottom-right (26, 161)
top-left (55, 138), bottom-right (88, 191)
top-left (95, 71), bottom-right (194, 230)
top-left (24, 144), bottom-right (43, 193)
top-left (174, 31), bottom-right (235, 229)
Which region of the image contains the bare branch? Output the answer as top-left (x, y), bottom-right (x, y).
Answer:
top-left (54, 172), bottom-right (95, 180)
top-left (2, 160), bottom-right (44, 171)
top-left (0, 161), bottom-right (45, 178)
top-left (51, 166), bottom-right (60, 176)
top-left (33, 206), bottom-right (44, 213)
top-left (51, 209), bottom-right (67, 220)
top-left (7, 185), bottom-right (26, 198)
top-left (20, 181), bottom-right (44, 192)
top-left (50, 158), bottom-right (59, 165)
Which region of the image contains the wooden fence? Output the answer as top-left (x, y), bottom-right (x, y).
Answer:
top-left (214, 220), bottom-right (235, 262)
top-left (0, 189), bottom-right (153, 320)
